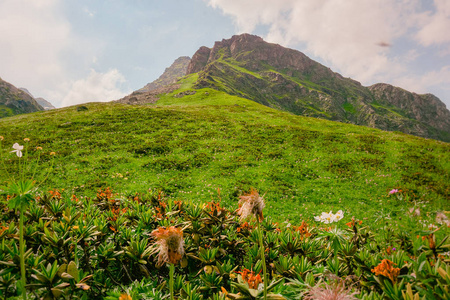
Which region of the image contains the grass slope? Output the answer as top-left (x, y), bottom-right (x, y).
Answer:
top-left (0, 85), bottom-right (449, 228)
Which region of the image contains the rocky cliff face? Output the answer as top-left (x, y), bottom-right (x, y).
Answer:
top-left (186, 34), bottom-right (450, 142)
top-left (138, 56), bottom-right (191, 93)
top-left (0, 78), bottom-right (43, 118)
top-left (369, 83), bottom-right (450, 133)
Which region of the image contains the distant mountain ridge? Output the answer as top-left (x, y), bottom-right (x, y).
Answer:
top-left (184, 34), bottom-right (450, 142)
top-left (19, 88), bottom-right (55, 110)
top-left (0, 78), bottom-right (44, 118)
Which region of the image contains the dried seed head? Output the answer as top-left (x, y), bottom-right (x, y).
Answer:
top-left (237, 189), bottom-right (265, 221)
top-left (151, 226), bottom-right (184, 267)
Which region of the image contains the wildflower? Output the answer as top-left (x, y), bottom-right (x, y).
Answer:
top-left (436, 212), bottom-right (450, 227)
top-left (314, 210), bottom-right (343, 224)
top-left (388, 189), bottom-right (399, 195)
top-left (11, 143), bottom-right (24, 157)
top-left (236, 268), bottom-right (262, 289)
top-left (0, 136), bottom-right (3, 141)
top-left (237, 189), bottom-right (265, 221)
top-left (371, 259), bottom-right (400, 282)
top-left (220, 287), bottom-right (228, 296)
top-left (304, 278), bottom-right (357, 300)
top-left (36, 146), bottom-right (43, 151)
top-left (23, 138), bottom-right (30, 142)
top-left (119, 293), bottom-right (132, 300)
top-left (294, 220), bottom-right (312, 239)
top-left (334, 210), bottom-right (344, 221)
top-left (346, 216), bottom-right (362, 228)
top-left (49, 151), bottom-right (56, 156)
top-left (408, 207), bottom-right (420, 217)
top-left (151, 226), bottom-right (185, 267)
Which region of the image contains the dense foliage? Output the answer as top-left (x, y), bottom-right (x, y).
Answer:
top-left (0, 188), bottom-right (448, 299)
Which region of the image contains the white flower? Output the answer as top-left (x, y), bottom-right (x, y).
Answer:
top-left (314, 210), bottom-right (344, 224)
top-left (11, 143), bottom-right (24, 157)
top-left (335, 210), bottom-right (344, 221)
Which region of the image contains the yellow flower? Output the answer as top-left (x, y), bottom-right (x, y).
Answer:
top-left (23, 138), bottom-right (30, 142)
top-left (0, 136), bottom-right (4, 141)
top-left (50, 152), bottom-right (56, 156)
top-left (36, 146), bottom-right (43, 151)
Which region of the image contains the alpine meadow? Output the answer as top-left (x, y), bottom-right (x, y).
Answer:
top-left (0, 34), bottom-right (449, 300)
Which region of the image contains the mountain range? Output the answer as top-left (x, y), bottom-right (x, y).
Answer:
top-left (3, 33), bottom-right (450, 142)
top-left (124, 34), bottom-right (450, 142)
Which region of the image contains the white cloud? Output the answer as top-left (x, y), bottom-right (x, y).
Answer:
top-left (0, 0), bottom-right (71, 90)
top-left (206, 0), bottom-right (416, 83)
top-left (415, 0), bottom-right (450, 46)
top-left (394, 65), bottom-right (450, 95)
top-left (61, 69), bottom-right (129, 107)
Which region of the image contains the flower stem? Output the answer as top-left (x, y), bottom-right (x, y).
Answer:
top-left (257, 220), bottom-right (267, 300)
top-left (19, 209), bottom-right (27, 300)
top-left (169, 263), bottom-right (175, 300)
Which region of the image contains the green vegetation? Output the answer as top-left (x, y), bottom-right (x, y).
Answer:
top-left (0, 88), bottom-right (449, 299)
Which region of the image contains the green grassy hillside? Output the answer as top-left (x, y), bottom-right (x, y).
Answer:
top-left (1, 82), bottom-right (449, 228)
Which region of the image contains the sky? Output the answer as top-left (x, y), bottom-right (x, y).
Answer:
top-left (1, 0), bottom-right (449, 109)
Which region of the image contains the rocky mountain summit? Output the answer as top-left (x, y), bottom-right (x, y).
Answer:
top-left (0, 78), bottom-right (43, 118)
top-left (186, 34), bottom-right (450, 142)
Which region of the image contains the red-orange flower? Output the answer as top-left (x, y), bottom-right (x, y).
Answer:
top-left (236, 268), bottom-right (263, 289)
top-left (294, 220), bottom-right (312, 239)
top-left (151, 226), bottom-right (184, 267)
top-left (371, 259), bottom-right (400, 282)
top-left (346, 216), bottom-right (363, 228)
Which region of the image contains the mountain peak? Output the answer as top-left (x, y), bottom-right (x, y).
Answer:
top-left (185, 34), bottom-right (450, 142)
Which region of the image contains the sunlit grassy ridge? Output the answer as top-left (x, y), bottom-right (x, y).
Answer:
top-left (1, 86), bottom-right (449, 229)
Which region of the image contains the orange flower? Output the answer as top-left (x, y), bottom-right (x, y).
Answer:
top-left (0, 226), bottom-right (9, 236)
top-left (220, 287), bottom-right (228, 295)
top-left (237, 221), bottom-right (254, 233)
top-left (236, 268), bottom-right (262, 289)
top-left (237, 189), bottom-right (265, 222)
top-left (371, 259), bottom-right (400, 282)
top-left (346, 216), bottom-right (363, 228)
top-left (151, 226), bottom-right (184, 267)
top-left (294, 220), bottom-right (312, 239)
top-left (119, 293), bottom-right (132, 300)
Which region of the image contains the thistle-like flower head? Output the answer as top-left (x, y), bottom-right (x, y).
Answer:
top-left (151, 226), bottom-right (184, 267)
top-left (237, 189), bottom-right (265, 222)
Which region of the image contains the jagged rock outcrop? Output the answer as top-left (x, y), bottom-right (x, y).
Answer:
top-left (0, 79), bottom-right (43, 118)
top-left (186, 33), bottom-right (450, 142)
